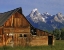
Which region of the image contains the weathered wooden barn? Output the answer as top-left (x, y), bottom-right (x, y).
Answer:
top-left (0, 7), bottom-right (54, 46)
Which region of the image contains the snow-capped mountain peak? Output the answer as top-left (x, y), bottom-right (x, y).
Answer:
top-left (29, 8), bottom-right (46, 23)
top-left (43, 12), bottom-right (49, 15)
top-left (32, 8), bottom-right (38, 12)
top-left (30, 8), bottom-right (40, 15)
top-left (54, 13), bottom-right (64, 23)
top-left (26, 8), bottom-right (64, 31)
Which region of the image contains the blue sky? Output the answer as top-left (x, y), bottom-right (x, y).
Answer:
top-left (0, 0), bottom-right (64, 16)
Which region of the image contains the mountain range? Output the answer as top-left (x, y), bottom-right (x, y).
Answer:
top-left (26, 8), bottom-right (64, 31)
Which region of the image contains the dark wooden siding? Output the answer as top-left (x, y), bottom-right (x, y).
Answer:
top-left (36, 29), bottom-right (49, 36)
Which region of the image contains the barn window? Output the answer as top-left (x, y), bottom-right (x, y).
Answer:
top-left (19, 34), bottom-right (22, 37)
top-left (34, 32), bottom-right (37, 35)
top-left (24, 34), bottom-right (27, 37)
top-left (31, 30), bottom-right (34, 32)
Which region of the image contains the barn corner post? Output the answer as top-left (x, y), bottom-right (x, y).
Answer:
top-left (52, 35), bottom-right (55, 46)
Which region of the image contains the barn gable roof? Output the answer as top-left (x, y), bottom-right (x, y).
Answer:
top-left (0, 7), bottom-right (22, 26)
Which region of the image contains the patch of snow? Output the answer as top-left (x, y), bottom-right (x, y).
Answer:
top-left (32, 8), bottom-right (38, 12)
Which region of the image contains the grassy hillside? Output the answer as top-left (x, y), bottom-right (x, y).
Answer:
top-left (0, 40), bottom-right (64, 50)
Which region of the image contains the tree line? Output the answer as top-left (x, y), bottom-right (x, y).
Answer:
top-left (50, 28), bottom-right (64, 40)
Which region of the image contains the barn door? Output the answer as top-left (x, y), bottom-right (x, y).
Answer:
top-left (48, 36), bottom-right (53, 45)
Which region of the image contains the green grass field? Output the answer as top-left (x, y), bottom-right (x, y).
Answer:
top-left (0, 40), bottom-right (64, 50)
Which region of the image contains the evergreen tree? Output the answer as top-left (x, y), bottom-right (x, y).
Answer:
top-left (60, 28), bottom-right (64, 40)
top-left (53, 29), bottom-right (61, 40)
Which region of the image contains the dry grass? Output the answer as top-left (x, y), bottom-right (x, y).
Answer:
top-left (0, 40), bottom-right (64, 50)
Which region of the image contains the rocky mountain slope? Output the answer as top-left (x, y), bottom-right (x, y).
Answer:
top-left (26, 8), bottom-right (64, 31)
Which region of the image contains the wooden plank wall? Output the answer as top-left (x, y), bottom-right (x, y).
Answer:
top-left (30, 36), bottom-right (48, 46)
top-left (3, 12), bottom-right (30, 28)
top-left (36, 29), bottom-right (49, 36)
top-left (0, 28), bottom-right (3, 46)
